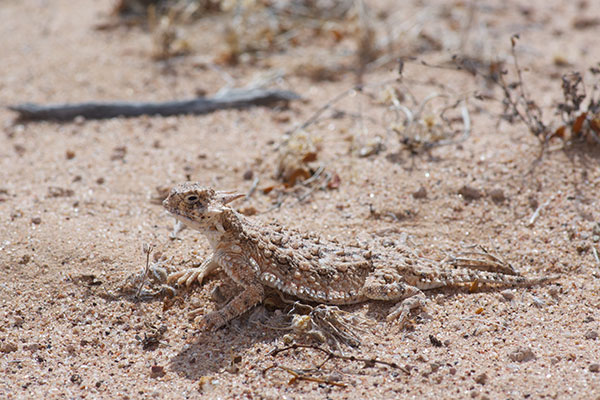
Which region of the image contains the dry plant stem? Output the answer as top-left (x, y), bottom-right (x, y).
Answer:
top-left (496, 36), bottom-right (548, 147)
top-left (262, 191), bottom-right (286, 214)
top-left (437, 102), bottom-right (471, 146)
top-left (288, 301), bottom-right (365, 348)
top-left (295, 170), bottom-right (331, 204)
top-left (9, 88), bottom-right (300, 121)
top-left (283, 79), bottom-right (398, 139)
top-left (245, 177), bottom-right (260, 200)
top-left (262, 364), bottom-right (347, 388)
top-left (284, 86), bottom-right (362, 137)
top-left (527, 195), bottom-right (555, 227)
top-left (136, 244), bottom-right (155, 298)
top-left (269, 343), bottom-right (409, 374)
top-left (592, 246), bottom-right (600, 267)
top-left (391, 94), bottom-right (471, 148)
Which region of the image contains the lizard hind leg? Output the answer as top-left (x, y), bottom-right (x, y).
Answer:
top-left (361, 271), bottom-right (426, 327)
top-left (198, 283), bottom-right (265, 331)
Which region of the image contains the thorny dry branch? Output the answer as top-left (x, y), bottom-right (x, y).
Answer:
top-left (263, 343), bottom-right (409, 387)
top-left (485, 35), bottom-right (600, 152)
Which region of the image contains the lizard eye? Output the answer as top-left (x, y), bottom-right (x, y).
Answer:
top-left (184, 194), bottom-right (199, 204)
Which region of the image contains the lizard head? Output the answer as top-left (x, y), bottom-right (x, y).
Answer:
top-left (163, 182), bottom-right (244, 230)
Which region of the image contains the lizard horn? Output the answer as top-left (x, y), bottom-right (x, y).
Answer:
top-left (216, 191), bottom-right (245, 204)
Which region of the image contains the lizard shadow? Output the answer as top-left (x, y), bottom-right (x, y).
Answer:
top-left (168, 281), bottom-right (554, 380)
top-left (168, 310), bottom-right (287, 379)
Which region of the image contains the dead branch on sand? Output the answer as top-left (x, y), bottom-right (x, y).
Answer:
top-left (8, 88), bottom-right (300, 121)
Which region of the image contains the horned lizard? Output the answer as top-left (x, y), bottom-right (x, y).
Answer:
top-left (163, 182), bottom-right (554, 331)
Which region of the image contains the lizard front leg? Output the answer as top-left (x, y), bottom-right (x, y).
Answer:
top-left (167, 255), bottom-right (220, 287)
top-left (361, 269), bottom-right (426, 327)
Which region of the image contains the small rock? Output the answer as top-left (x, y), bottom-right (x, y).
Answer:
top-left (474, 372), bottom-right (488, 385)
top-left (575, 242), bottom-right (589, 254)
top-left (548, 285), bottom-right (560, 298)
top-left (242, 170), bottom-right (254, 180)
top-left (488, 188), bottom-right (506, 203)
top-left (198, 376), bottom-right (216, 392)
top-left (282, 334), bottom-right (294, 345)
top-left (150, 365), bottom-right (166, 378)
top-left (528, 195), bottom-right (539, 209)
top-left (593, 223), bottom-right (600, 236)
top-left (14, 144), bottom-right (26, 156)
top-left (358, 138), bottom-right (385, 157)
top-left (0, 342), bottom-right (18, 353)
top-left (96, 177), bottom-right (105, 185)
top-left (429, 334), bottom-right (443, 347)
top-left (31, 217), bottom-right (42, 225)
top-left (110, 146), bottom-right (127, 161)
top-left (23, 343), bottom-right (43, 352)
top-left (589, 363), bottom-right (600, 373)
top-left (65, 150), bottom-right (76, 160)
top-left (412, 186), bottom-right (427, 199)
top-left (584, 330), bottom-right (598, 340)
top-left (458, 185), bottom-right (481, 200)
top-left (429, 362), bottom-right (442, 373)
top-left (70, 374), bottom-right (82, 384)
top-left (239, 206), bottom-right (257, 216)
top-left (47, 187), bottom-right (74, 198)
top-left (500, 289), bottom-right (515, 301)
top-left (508, 346), bottom-right (536, 362)
top-left (327, 371), bottom-right (343, 382)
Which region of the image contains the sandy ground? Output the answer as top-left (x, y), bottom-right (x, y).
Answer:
top-left (1, 0), bottom-right (600, 398)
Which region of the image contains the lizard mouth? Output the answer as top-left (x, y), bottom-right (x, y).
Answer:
top-left (165, 208), bottom-right (187, 221)
top-left (165, 208), bottom-right (208, 229)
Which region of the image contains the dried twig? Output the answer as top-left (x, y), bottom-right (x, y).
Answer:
top-left (263, 364), bottom-right (347, 387)
top-left (269, 343), bottom-right (409, 374)
top-left (527, 195), bottom-right (555, 227)
top-left (592, 246), bottom-right (600, 267)
top-left (283, 79), bottom-right (398, 139)
top-left (9, 88), bottom-right (300, 121)
top-left (136, 243), bottom-right (155, 298)
top-left (245, 177), bottom-right (260, 200)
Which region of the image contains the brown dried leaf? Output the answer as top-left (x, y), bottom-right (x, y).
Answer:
top-left (285, 168), bottom-right (311, 187)
top-left (572, 112), bottom-right (587, 135)
top-left (553, 125), bottom-right (567, 140)
top-left (301, 152), bottom-right (318, 163)
top-left (590, 117), bottom-right (600, 134)
top-left (262, 186), bottom-right (276, 195)
top-left (327, 173), bottom-right (341, 190)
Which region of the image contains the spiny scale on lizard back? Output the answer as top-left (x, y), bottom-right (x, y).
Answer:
top-left (220, 208), bottom-right (375, 304)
